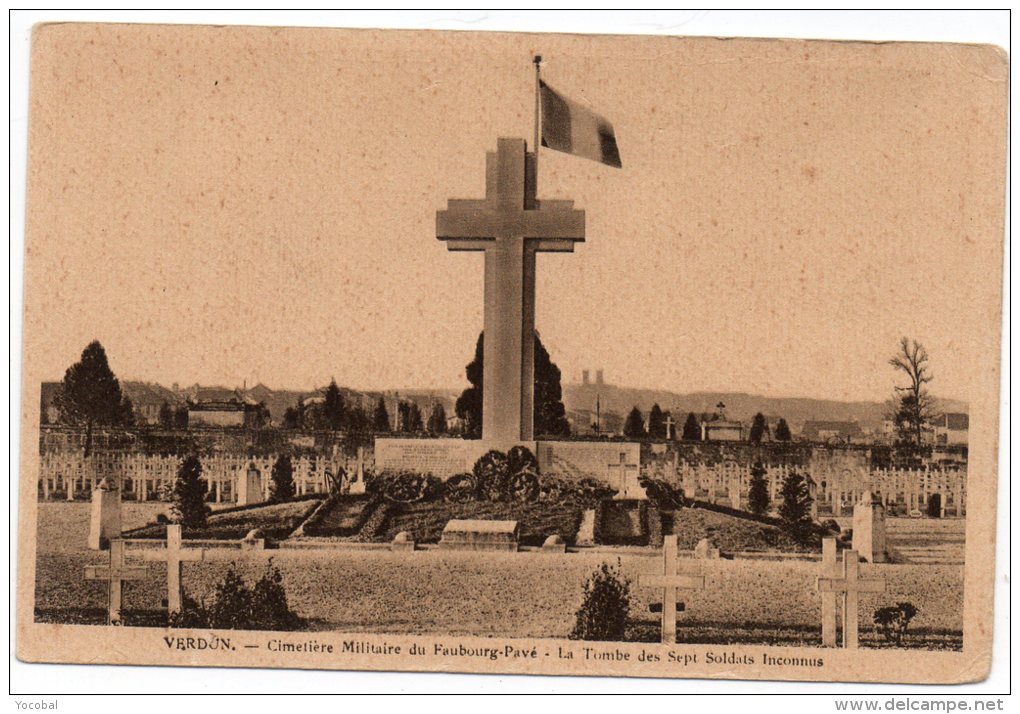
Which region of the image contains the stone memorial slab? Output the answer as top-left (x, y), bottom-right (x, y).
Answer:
top-left (87, 477), bottom-right (121, 551)
top-left (439, 519), bottom-right (519, 552)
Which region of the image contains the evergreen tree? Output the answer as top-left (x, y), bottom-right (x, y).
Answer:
top-left (748, 461), bottom-right (770, 516)
top-left (749, 412), bottom-right (768, 444)
top-left (372, 397), bottom-right (390, 433)
top-left (778, 471), bottom-right (814, 534)
top-left (407, 402), bottom-right (424, 433)
top-left (623, 407), bottom-right (646, 439)
top-left (158, 401), bottom-right (174, 429)
top-left (647, 403), bottom-right (666, 440)
top-left (427, 403), bottom-right (448, 434)
top-left (682, 412), bottom-right (701, 441)
top-left (173, 405), bottom-right (189, 429)
top-left (172, 455), bottom-right (209, 528)
top-left (269, 455), bottom-right (295, 502)
top-left (455, 331), bottom-right (570, 438)
top-left (322, 379), bottom-right (345, 431)
top-left (119, 396), bottom-right (136, 426)
top-left (774, 418), bottom-right (792, 442)
top-left (55, 340), bottom-right (131, 455)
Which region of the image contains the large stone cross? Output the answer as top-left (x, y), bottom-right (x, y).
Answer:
top-left (84, 539), bottom-right (148, 624)
top-left (140, 524), bottom-right (206, 614)
top-left (639, 535), bottom-right (705, 644)
top-left (816, 548), bottom-right (885, 649)
top-left (607, 451), bottom-right (640, 499)
top-left (437, 137), bottom-right (585, 446)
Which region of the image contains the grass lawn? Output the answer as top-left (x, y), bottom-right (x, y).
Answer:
top-left (123, 497), bottom-right (323, 541)
top-left (669, 508), bottom-right (820, 553)
top-left (33, 503), bottom-right (963, 649)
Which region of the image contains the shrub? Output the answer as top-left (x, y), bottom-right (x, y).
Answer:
top-left (570, 561), bottom-right (632, 641)
top-left (873, 602), bottom-right (918, 645)
top-left (172, 562), bottom-right (304, 631)
top-left (820, 519), bottom-right (842, 534)
top-left (778, 471), bottom-right (814, 539)
top-left (172, 455), bottom-right (210, 528)
top-left (269, 455), bottom-right (296, 502)
top-left (747, 462), bottom-right (770, 516)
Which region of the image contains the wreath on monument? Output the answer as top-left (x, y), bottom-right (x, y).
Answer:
top-left (441, 447), bottom-right (542, 503)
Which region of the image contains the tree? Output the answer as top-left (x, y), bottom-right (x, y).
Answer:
top-left (172, 455), bottom-right (209, 528)
top-left (647, 403), bottom-right (666, 440)
top-left (774, 418), bottom-right (792, 442)
top-left (748, 462), bottom-right (770, 516)
top-left (158, 401), bottom-right (174, 429)
top-left (455, 331), bottom-right (570, 438)
top-left (54, 341), bottom-right (133, 455)
top-left (570, 562), bottom-right (632, 641)
top-left (372, 397), bottom-right (390, 433)
top-left (427, 403), bottom-right (448, 435)
top-left (407, 402), bottom-right (424, 433)
top-left (282, 403), bottom-right (301, 430)
top-left (778, 471), bottom-right (814, 535)
top-left (749, 412), bottom-right (768, 444)
top-left (534, 337), bottom-right (570, 436)
top-left (623, 407), bottom-right (646, 439)
top-left (682, 412), bottom-right (701, 441)
top-left (322, 379), bottom-right (345, 431)
top-left (269, 455), bottom-right (296, 502)
top-left (119, 396), bottom-right (136, 426)
top-left (888, 337), bottom-right (936, 447)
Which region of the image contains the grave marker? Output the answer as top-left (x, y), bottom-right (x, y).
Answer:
top-left (87, 477), bottom-right (122, 550)
top-left (816, 549), bottom-right (885, 649)
top-left (819, 538), bottom-right (839, 647)
top-left (139, 524), bottom-right (206, 614)
top-left (639, 535), bottom-right (705, 644)
top-left (84, 539), bottom-right (148, 624)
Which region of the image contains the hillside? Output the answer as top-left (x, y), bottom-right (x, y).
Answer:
top-left (561, 383), bottom-right (967, 433)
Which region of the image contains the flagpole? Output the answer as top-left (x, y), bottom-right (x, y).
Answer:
top-left (533, 54), bottom-right (542, 184)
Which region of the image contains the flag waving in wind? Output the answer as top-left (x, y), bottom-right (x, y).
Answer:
top-left (539, 79), bottom-right (622, 168)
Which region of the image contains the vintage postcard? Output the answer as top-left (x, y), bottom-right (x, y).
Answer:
top-left (16, 23), bottom-right (1007, 683)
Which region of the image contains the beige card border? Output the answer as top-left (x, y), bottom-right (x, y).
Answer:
top-left (14, 24), bottom-right (1008, 684)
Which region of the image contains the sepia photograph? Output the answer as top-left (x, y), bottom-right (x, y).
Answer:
top-left (13, 14), bottom-right (1008, 690)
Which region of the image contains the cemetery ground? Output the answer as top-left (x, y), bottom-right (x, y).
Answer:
top-left (34, 502), bottom-right (963, 648)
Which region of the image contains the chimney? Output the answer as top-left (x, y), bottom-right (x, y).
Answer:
top-left (582, 370), bottom-right (590, 386)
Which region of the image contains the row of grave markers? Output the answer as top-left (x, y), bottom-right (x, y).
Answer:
top-left (85, 525), bottom-right (206, 624)
top-left (640, 535), bottom-right (884, 647)
top-left (91, 524), bottom-right (879, 647)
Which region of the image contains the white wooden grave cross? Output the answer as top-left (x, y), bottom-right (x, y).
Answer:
top-left (819, 538), bottom-right (839, 647)
top-left (816, 549), bottom-right (885, 649)
top-left (663, 414), bottom-right (675, 441)
top-left (639, 535), bottom-right (705, 644)
top-left (139, 524), bottom-right (206, 614)
top-left (84, 539), bottom-right (148, 625)
top-left (607, 452), bottom-right (641, 499)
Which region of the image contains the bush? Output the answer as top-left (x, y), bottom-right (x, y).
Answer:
top-left (171, 562), bottom-right (304, 631)
top-left (570, 561), bottom-right (632, 641)
top-left (873, 602), bottom-right (918, 645)
top-left (747, 462), bottom-right (770, 516)
top-left (269, 455), bottom-right (296, 502)
top-left (778, 471), bottom-right (814, 540)
top-left (172, 455), bottom-right (210, 528)
top-left (820, 519), bottom-right (842, 534)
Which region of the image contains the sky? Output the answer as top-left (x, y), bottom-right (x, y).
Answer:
top-left (21, 23), bottom-right (1006, 403)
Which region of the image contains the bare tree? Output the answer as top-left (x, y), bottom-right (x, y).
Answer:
top-left (888, 337), bottom-right (936, 447)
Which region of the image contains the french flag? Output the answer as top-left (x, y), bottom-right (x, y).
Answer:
top-left (539, 79), bottom-right (622, 169)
